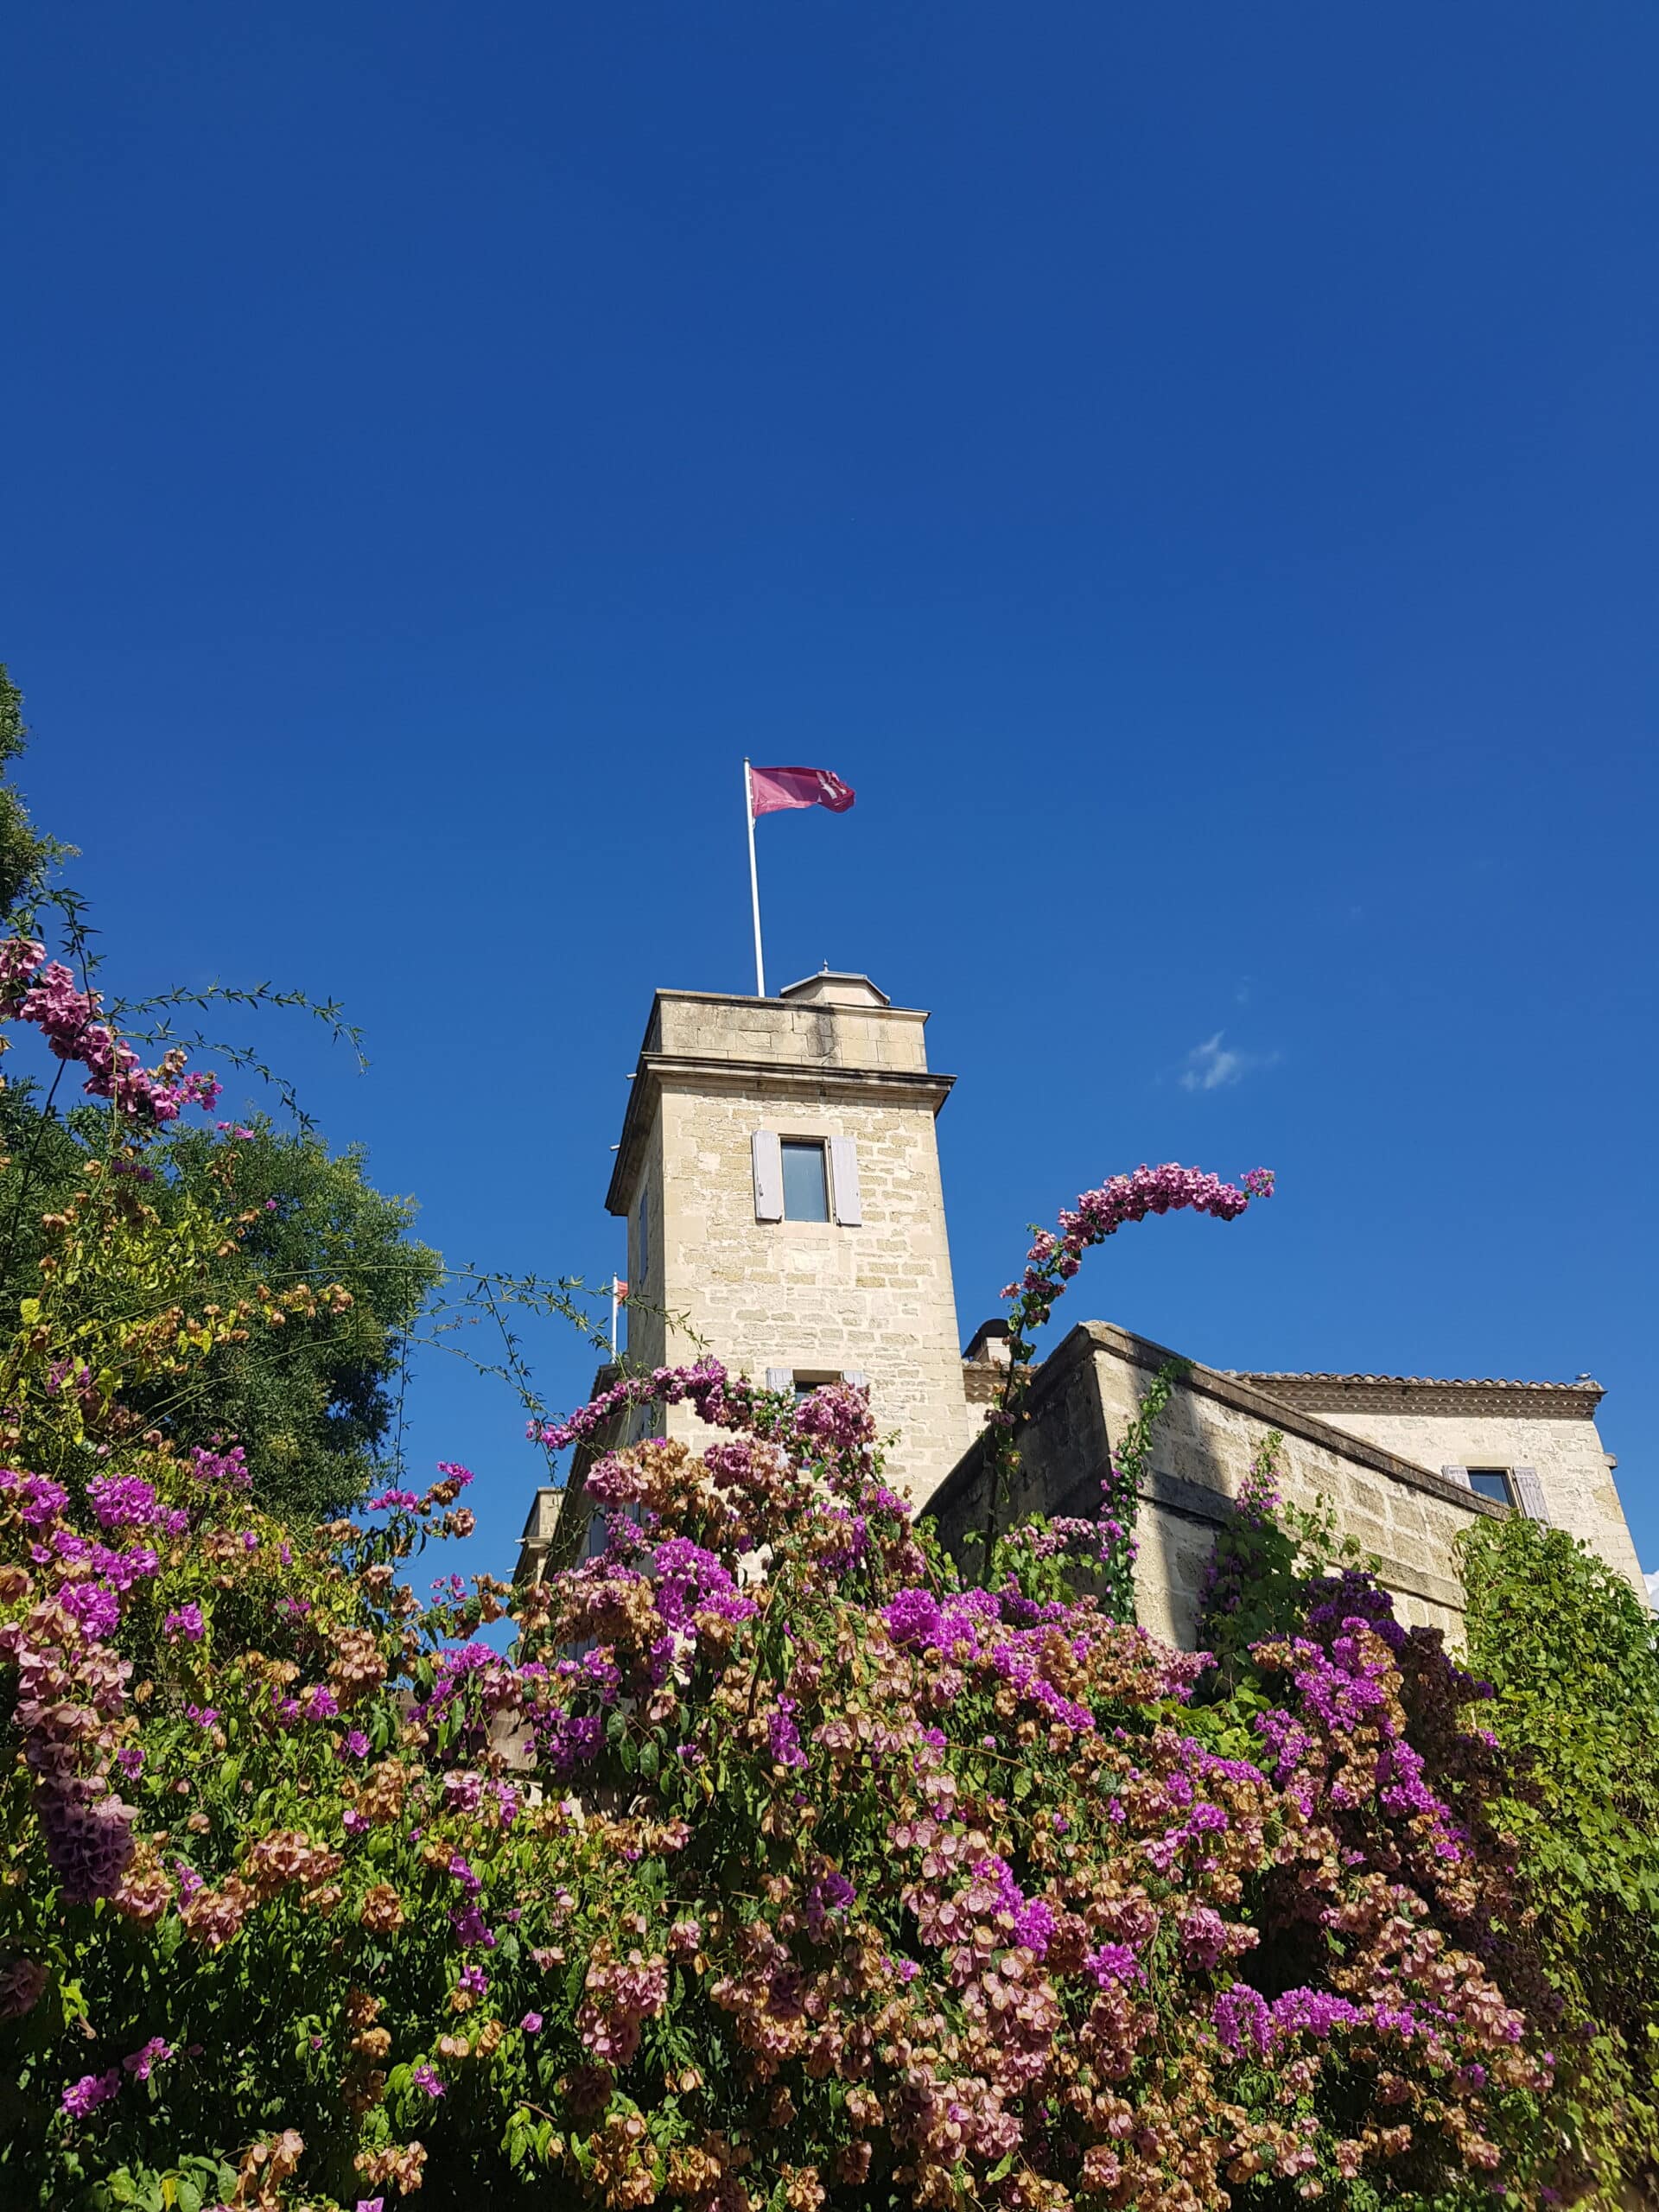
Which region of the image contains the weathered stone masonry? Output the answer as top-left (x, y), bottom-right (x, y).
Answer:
top-left (934, 1323), bottom-right (1518, 1646)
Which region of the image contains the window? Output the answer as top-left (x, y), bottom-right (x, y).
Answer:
top-left (780, 1139), bottom-right (830, 1222)
top-left (753, 1131), bottom-right (861, 1224)
top-left (766, 1366), bottom-right (868, 1396)
top-left (1446, 1463), bottom-right (1549, 1520)
top-left (790, 1370), bottom-right (841, 1401)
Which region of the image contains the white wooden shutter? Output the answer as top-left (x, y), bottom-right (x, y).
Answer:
top-left (843, 1370), bottom-right (868, 1390)
top-left (829, 1135), bottom-right (862, 1225)
top-left (1442, 1465), bottom-right (1471, 1489)
top-left (752, 1130), bottom-right (784, 1221)
top-left (766, 1367), bottom-right (792, 1392)
top-left (1510, 1465), bottom-right (1550, 1522)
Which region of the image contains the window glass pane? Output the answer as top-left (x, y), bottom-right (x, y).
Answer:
top-left (1467, 1468), bottom-right (1514, 1504)
top-left (780, 1140), bottom-right (830, 1221)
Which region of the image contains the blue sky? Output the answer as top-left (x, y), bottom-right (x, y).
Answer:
top-left (4, 2), bottom-right (1656, 1586)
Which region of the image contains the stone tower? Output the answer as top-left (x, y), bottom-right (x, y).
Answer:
top-left (604, 972), bottom-right (972, 1503)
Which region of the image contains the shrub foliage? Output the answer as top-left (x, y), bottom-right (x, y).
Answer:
top-left (1459, 1513), bottom-right (1659, 2204)
top-left (0, 919), bottom-right (1649, 2212)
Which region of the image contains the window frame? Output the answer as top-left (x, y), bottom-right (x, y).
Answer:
top-left (790, 1370), bottom-right (842, 1401)
top-left (766, 1366), bottom-right (868, 1396)
top-left (1466, 1467), bottom-right (1516, 1506)
top-left (779, 1136), bottom-right (832, 1223)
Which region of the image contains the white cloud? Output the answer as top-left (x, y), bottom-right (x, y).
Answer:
top-left (1645, 1566), bottom-right (1659, 1614)
top-left (1179, 1030), bottom-right (1280, 1093)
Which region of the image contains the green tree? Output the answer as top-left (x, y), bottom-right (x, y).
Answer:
top-left (1459, 1513), bottom-right (1659, 2208)
top-left (0, 1096), bottom-right (441, 1522)
top-left (139, 1116), bottom-right (441, 1521)
top-left (0, 660), bottom-right (442, 1522)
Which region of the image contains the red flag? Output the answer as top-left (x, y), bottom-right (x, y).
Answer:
top-left (749, 765), bottom-right (855, 817)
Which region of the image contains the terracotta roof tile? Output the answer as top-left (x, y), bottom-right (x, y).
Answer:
top-left (1234, 1370), bottom-right (1596, 1393)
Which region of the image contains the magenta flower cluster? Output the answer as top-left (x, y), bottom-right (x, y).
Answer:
top-left (60, 2036), bottom-right (175, 2117)
top-left (0, 939), bottom-right (220, 1123)
top-left (1001, 1161), bottom-right (1274, 1318)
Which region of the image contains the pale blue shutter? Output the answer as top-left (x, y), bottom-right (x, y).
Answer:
top-left (1510, 1465), bottom-right (1550, 1522)
top-left (766, 1367), bottom-right (792, 1392)
top-left (843, 1370), bottom-right (868, 1390)
top-left (752, 1131), bottom-right (784, 1221)
top-left (829, 1135), bottom-right (862, 1225)
top-left (1442, 1465), bottom-right (1471, 1490)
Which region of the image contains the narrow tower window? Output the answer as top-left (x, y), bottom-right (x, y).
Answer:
top-left (780, 1139), bottom-right (830, 1222)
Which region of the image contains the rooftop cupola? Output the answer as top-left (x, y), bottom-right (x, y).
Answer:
top-left (777, 969), bottom-right (891, 1009)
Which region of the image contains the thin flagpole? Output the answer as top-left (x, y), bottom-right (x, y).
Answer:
top-left (610, 1276), bottom-right (620, 1360)
top-left (743, 757), bottom-right (766, 997)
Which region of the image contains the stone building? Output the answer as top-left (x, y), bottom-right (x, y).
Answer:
top-left (932, 1321), bottom-right (1640, 1646)
top-left (600, 971), bottom-right (977, 1495)
top-left (518, 975), bottom-right (1645, 1644)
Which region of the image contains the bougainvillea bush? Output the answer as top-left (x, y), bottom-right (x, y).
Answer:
top-left (0, 933), bottom-right (1587, 2210)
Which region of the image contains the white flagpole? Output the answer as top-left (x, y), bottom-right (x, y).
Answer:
top-left (610, 1276), bottom-right (620, 1359)
top-left (743, 757), bottom-right (766, 997)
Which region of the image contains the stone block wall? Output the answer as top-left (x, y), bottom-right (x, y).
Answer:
top-left (1242, 1379), bottom-right (1643, 1598)
top-left (926, 1322), bottom-right (1510, 1648)
top-left (652, 990), bottom-right (931, 1076)
top-left (648, 1072), bottom-right (969, 1502)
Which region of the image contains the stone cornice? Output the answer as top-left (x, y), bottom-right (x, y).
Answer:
top-left (925, 1319), bottom-right (1510, 1529)
top-left (606, 1053), bottom-right (955, 1215)
top-left (1076, 1321), bottom-right (1510, 1516)
top-left (1232, 1372), bottom-right (1605, 1421)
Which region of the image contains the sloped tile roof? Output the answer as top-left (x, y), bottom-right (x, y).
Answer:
top-left (1236, 1370), bottom-right (1594, 1392)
